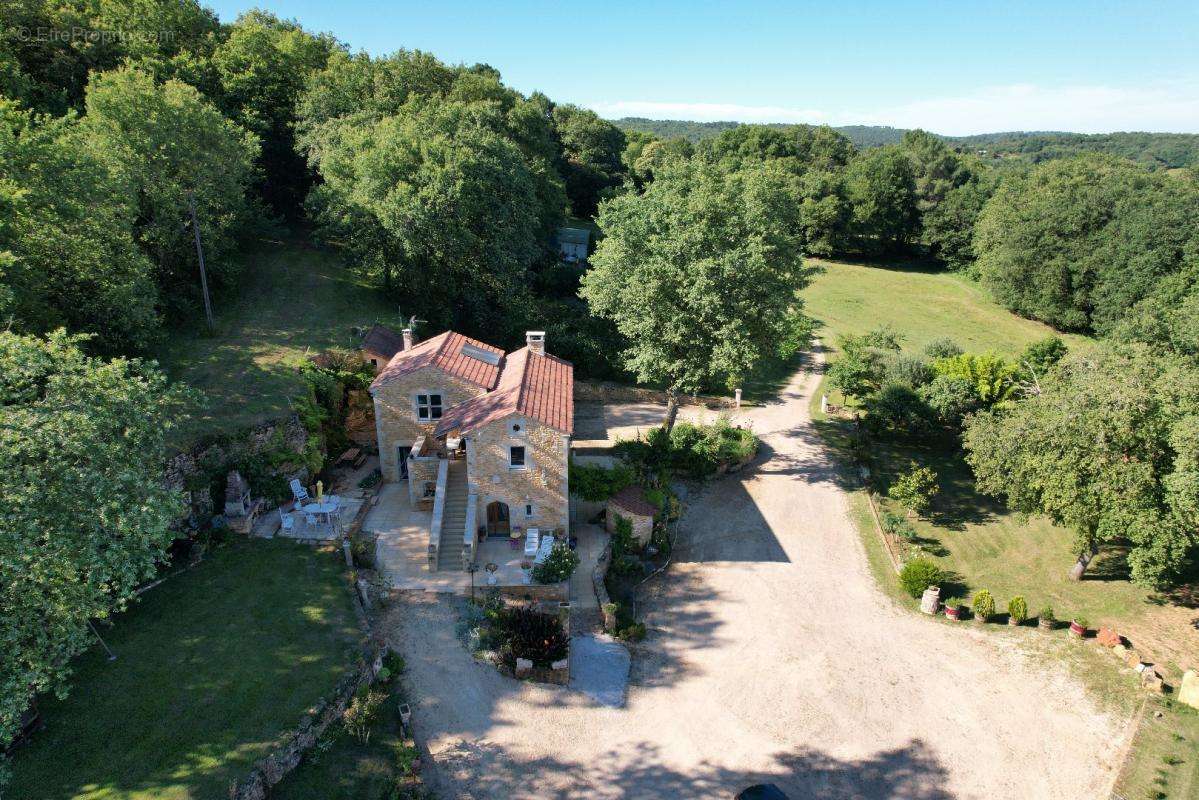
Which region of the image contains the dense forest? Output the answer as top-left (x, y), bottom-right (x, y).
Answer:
top-left (2, 0), bottom-right (1198, 753)
top-left (617, 117), bottom-right (1199, 168)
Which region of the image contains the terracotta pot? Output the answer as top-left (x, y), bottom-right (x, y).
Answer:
top-left (1038, 617), bottom-right (1054, 631)
top-left (972, 613), bottom-right (987, 624)
top-left (944, 605), bottom-right (962, 621)
top-left (1007, 615), bottom-right (1021, 626)
top-left (1068, 621), bottom-right (1086, 638)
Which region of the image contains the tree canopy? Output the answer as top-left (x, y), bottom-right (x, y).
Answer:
top-left (974, 155), bottom-right (1199, 333)
top-left (964, 343), bottom-right (1199, 586)
top-left (581, 160), bottom-right (812, 425)
top-left (0, 330), bottom-right (189, 746)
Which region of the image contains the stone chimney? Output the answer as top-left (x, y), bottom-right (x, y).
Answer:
top-left (402, 328), bottom-right (415, 350)
top-left (526, 331), bottom-right (546, 355)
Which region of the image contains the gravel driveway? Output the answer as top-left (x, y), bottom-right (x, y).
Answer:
top-left (387, 353), bottom-right (1126, 799)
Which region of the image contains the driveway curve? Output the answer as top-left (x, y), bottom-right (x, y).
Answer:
top-left (389, 354), bottom-right (1126, 800)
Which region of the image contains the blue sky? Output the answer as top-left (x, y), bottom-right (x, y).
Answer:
top-left (207, 0), bottom-right (1199, 134)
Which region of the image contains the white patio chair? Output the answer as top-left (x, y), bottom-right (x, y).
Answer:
top-left (279, 509), bottom-right (295, 533)
top-left (524, 527), bottom-right (540, 558)
top-left (289, 479), bottom-right (309, 503)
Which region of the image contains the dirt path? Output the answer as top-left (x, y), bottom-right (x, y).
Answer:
top-left (388, 353), bottom-right (1126, 799)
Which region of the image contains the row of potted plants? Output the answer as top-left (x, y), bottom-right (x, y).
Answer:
top-left (939, 590), bottom-right (1088, 637)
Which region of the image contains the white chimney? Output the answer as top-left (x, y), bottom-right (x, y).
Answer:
top-left (402, 328), bottom-right (414, 350)
top-left (526, 331), bottom-right (546, 355)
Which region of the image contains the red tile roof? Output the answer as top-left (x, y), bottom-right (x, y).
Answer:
top-left (370, 331), bottom-right (504, 392)
top-left (435, 346), bottom-right (574, 435)
top-left (610, 485), bottom-right (658, 518)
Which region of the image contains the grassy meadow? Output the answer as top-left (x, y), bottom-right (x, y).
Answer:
top-left (156, 235), bottom-right (394, 446)
top-left (8, 541), bottom-right (361, 800)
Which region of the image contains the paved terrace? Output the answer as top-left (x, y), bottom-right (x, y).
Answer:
top-left (364, 481), bottom-right (608, 605)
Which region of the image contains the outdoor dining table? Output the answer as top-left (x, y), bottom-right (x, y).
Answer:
top-left (300, 497), bottom-right (341, 524)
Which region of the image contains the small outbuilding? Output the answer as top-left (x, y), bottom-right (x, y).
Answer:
top-left (360, 324), bottom-right (412, 374)
top-left (606, 485), bottom-right (658, 546)
top-left (556, 227), bottom-right (590, 263)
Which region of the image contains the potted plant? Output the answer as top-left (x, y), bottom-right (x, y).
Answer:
top-left (943, 598), bottom-right (963, 621)
top-left (1068, 616), bottom-right (1088, 639)
top-left (971, 589), bottom-right (995, 624)
top-left (520, 561), bottom-right (532, 585)
top-left (1037, 605), bottom-right (1055, 630)
top-left (1007, 596), bottom-right (1028, 626)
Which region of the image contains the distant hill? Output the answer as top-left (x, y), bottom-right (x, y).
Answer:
top-left (612, 118), bottom-right (1199, 169)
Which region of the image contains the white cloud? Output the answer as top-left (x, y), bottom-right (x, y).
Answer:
top-left (591, 81), bottom-right (1199, 135)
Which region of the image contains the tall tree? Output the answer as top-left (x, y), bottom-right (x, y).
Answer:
top-left (0, 330), bottom-right (189, 747)
top-left (0, 100), bottom-right (158, 352)
top-left (844, 145), bottom-right (919, 254)
top-left (78, 67), bottom-right (259, 319)
top-left (213, 10), bottom-right (335, 214)
top-left (964, 343), bottom-right (1198, 586)
top-left (581, 161), bottom-right (812, 428)
top-left (550, 103), bottom-right (626, 218)
top-left (899, 129), bottom-right (994, 268)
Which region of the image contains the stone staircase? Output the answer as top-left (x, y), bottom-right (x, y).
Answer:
top-left (436, 460), bottom-right (469, 572)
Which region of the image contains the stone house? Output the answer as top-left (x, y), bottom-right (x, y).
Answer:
top-left (369, 329), bottom-right (573, 570)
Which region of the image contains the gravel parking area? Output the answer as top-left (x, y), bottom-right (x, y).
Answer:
top-left (386, 353), bottom-right (1127, 800)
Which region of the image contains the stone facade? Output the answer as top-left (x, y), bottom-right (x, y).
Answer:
top-left (606, 506), bottom-right (654, 546)
top-left (371, 368), bottom-right (485, 481)
top-left (466, 415), bottom-right (570, 537)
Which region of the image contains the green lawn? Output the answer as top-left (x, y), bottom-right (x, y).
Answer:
top-left (9, 540), bottom-right (362, 800)
top-left (156, 235), bottom-right (394, 446)
top-left (803, 259), bottom-right (1089, 356)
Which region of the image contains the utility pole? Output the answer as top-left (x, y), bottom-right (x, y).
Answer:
top-left (188, 191), bottom-right (215, 330)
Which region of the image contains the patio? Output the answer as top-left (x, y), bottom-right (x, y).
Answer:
top-left (364, 481), bottom-right (608, 599)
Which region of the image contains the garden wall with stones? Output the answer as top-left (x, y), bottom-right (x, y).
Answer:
top-left (163, 413), bottom-right (315, 530)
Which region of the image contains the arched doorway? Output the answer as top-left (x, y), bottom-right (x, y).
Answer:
top-left (485, 501), bottom-right (510, 537)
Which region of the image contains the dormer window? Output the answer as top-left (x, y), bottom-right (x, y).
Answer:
top-left (415, 392), bottom-right (443, 420)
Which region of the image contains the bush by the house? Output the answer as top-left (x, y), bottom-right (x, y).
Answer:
top-left (569, 459), bottom-right (634, 502)
top-left (899, 558), bottom-right (944, 599)
top-left (343, 686), bottom-right (387, 744)
top-left (880, 511), bottom-right (915, 540)
top-left (614, 416), bottom-right (757, 480)
top-left (972, 589), bottom-right (995, 621)
top-left (500, 606), bottom-right (569, 668)
top-left (532, 542), bottom-right (579, 584)
top-left (609, 515), bottom-right (643, 577)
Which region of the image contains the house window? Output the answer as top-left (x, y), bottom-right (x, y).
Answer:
top-left (509, 445), bottom-right (526, 469)
top-left (415, 392), bottom-right (443, 421)
top-left (524, 503), bottom-right (534, 518)
top-left (370, 358), bottom-right (378, 368)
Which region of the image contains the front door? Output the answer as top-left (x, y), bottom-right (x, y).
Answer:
top-left (397, 445), bottom-right (411, 480)
top-left (486, 501), bottom-right (510, 537)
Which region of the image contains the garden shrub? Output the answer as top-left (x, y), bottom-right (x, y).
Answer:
top-left (1008, 596), bottom-right (1028, 623)
top-left (972, 589), bottom-right (995, 621)
top-left (918, 374), bottom-right (980, 426)
top-left (608, 515), bottom-right (643, 577)
top-left (881, 511), bottom-right (915, 540)
top-left (884, 353), bottom-right (934, 388)
top-left (1038, 605), bottom-right (1055, 623)
top-left (864, 384), bottom-right (935, 438)
top-left (923, 337), bottom-right (964, 360)
top-left (899, 558), bottom-right (944, 599)
top-left (500, 606), bottom-right (569, 667)
top-left (888, 464), bottom-right (940, 518)
top-left (343, 687), bottom-right (387, 743)
top-left (569, 459), bottom-right (634, 501)
top-left (532, 542), bottom-right (579, 583)
top-left (614, 417), bottom-right (757, 480)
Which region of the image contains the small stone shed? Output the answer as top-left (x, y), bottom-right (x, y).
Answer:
top-left (360, 324), bottom-right (411, 374)
top-left (606, 485), bottom-right (658, 546)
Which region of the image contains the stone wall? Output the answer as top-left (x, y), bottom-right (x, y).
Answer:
top-left (466, 416), bottom-right (569, 535)
top-left (496, 580), bottom-right (569, 603)
top-left (163, 414), bottom-right (311, 528)
top-left (371, 369), bottom-right (485, 480)
top-left (574, 380), bottom-right (734, 409)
